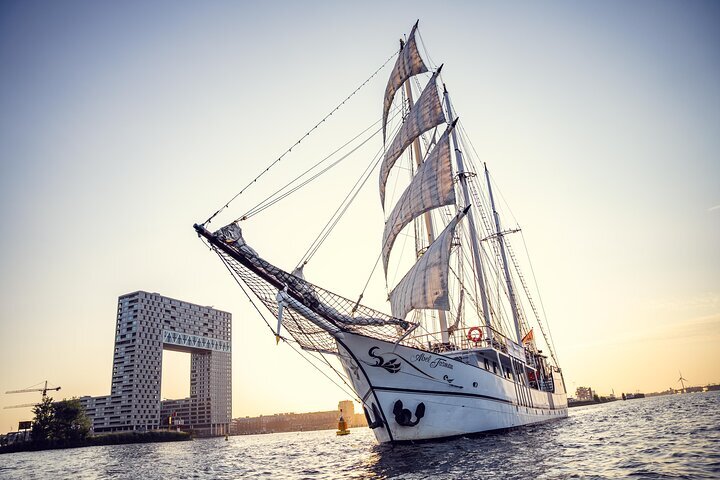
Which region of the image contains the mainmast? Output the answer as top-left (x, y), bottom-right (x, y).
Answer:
top-left (442, 86), bottom-right (492, 338)
top-left (402, 38), bottom-right (449, 343)
top-left (484, 163), bottom-right (522, 344)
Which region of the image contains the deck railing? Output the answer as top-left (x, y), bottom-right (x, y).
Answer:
top-left (406, 324), bottom-right (522, 355)
top-left (405, 325), bottom-right (561, 393)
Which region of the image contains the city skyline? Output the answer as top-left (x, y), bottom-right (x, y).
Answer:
top-left (1, 1), bottom-right (719, 433)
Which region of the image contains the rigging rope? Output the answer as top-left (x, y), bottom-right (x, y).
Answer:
top-left (299, 139), bottom-right (385, 267)
top-left (295, 118), bottom-right (403, 269)
top-left (453, 119), bottom-right (517, 338)
top-left (284, 340), bottom-right (361, 403)
top-left (237, 121), bottom-right (383, 222)
top-left (416, 29), bottom-right (438, 71)
top-left (520, 231), bottom-right (560, 364)
top-left (456, 120), bottom-right (560, 362)
top-left (237, 105), bottom-right (401, 222)
top-left (207, 236), bottom-right (360, 401)
top-left (203, 50), bottom-right (398, 227)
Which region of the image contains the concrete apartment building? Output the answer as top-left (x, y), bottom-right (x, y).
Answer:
top-left (80, 291), bottom-right (231, 436)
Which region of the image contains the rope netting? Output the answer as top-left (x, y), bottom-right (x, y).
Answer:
top-left (207, 229), bottom-right (414, 354)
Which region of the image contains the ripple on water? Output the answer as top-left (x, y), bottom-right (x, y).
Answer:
top-left (1, 392), bottom-right (719, 479)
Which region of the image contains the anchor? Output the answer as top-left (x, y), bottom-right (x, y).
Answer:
top-left (364, 403), bottom-right (384, 429)
top-left (392, 400), bottom-right (425, 427)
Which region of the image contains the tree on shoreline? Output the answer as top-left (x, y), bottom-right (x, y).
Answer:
top-left (30, 397), bottom-right (90, 444)
top-left (52, 399), bottom-right (90, 441)
top-left (31, 396), bottom-right (54, 444)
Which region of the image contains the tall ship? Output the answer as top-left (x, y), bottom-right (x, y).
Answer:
top-left (195, 22), bottom-right (568, 443)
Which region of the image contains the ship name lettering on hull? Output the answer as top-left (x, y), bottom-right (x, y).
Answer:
top-left (414, 353), bottom-right (453, 370)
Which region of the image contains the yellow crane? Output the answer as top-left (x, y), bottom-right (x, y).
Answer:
top-left (4, 380), bottom-right (61, 409)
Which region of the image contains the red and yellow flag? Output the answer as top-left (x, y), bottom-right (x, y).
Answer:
top-left (521, 328), bottom-right (534, 344)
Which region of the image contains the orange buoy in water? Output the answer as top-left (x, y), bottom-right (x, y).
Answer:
top-left (336, 410), bottom-right (350, 436)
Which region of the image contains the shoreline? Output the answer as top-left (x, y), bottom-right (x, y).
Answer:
top-left (0, 430), bottom-right (191, 455)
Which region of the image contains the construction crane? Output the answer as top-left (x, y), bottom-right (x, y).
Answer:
top-left (4, 380), bottom-right (61, 409)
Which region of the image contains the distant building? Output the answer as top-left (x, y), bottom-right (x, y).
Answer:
top-left (80, 291), bottom-right (231, 436)
top-left (645, 389), bottom-right (675, 397)
top-left (230, 400), bottom-right (367, 435)
top-left (159, 397), bottom-right (192, 429)
top-left (338, 400), bottom-right (355, 419)
top-left (575, 386), bottom-right (594, 401)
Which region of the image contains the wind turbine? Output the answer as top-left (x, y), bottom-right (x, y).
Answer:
top-left (677, 371), bottom-right (688, 393)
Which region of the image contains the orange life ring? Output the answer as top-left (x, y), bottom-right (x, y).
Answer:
top-left (467, 326), bottom-right (483, 344)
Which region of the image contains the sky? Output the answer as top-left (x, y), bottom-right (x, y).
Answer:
top-left (1, 1), bottom-right (718, 433)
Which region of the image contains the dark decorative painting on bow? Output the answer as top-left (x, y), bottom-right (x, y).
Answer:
top-left (368, 346), bottom-right (401, 373)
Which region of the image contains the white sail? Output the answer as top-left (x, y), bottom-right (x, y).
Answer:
top-left (389, 210), bottom-right (465, 319)
top-left (379, 70), bottom-right (446, 208)
top-left (382, 22), bottom-right (428, 142)
top-left (382, 125), bottom-right (456, 274)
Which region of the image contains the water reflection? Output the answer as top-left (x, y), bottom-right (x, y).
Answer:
top-left (1, 393), bottom-right (718, 480)
top-left (365, 420), bottom-right (570, 480)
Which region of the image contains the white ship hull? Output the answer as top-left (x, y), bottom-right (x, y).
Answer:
top-left (336, 332), bottom-right (568, 443)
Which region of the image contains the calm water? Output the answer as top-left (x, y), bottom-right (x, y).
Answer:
top-left (1, 392), bottom-right (718, 479)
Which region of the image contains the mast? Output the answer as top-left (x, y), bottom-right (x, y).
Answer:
top-left (401, 39), bottom-right (449, 344)
top-left (484, 163), bottom-right (522, 344)
top-left (442, 86), bottom-right (492, 338)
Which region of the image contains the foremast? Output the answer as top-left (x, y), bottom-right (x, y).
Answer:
top-left (379, 22), bottom-right (461, 339)
top-left (400, 37), bottom-right (450, 343)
